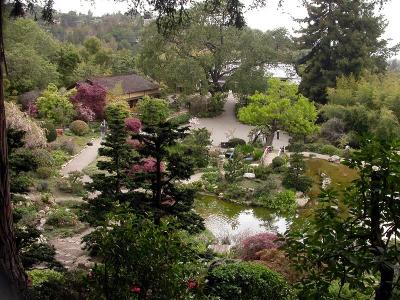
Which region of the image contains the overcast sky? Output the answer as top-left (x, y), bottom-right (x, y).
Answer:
top-left (53, 0), bottom-right (400, 56)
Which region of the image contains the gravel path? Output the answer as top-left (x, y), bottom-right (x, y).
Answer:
top-left (60, 138), bottom-right (102, 182)
top-left (195, 92), bottom-right (253, 146)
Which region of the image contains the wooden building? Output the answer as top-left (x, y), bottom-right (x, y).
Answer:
top-left (76, 74), bottom-right (161, 108)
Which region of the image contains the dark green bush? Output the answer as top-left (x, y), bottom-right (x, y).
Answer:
top-left (69, 120), bottom-right (89, 136)
top-left (11, 173), bottom-right (34, 194)
top-left (227, 138), bottom-right (246, 148)
top-left (272, 156), bottom-right (286, 169)
top-left (254, 165), bottom-right (272, 180)
top-left (206, 261), bottom-right (292, 300)
top-left (10, 148), bottom-right (38, 173)
top-left (169, 112), bottom-right (191, 125)
top-left (36, 167), bottom-right (54, 179)
top-left (32, 149), bottom-right (55, 168)
top-left (43, 122), bottom-right (57, 142)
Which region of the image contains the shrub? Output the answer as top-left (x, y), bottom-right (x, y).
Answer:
top-left (22, 243), bottom-right (61, 270)
top-left (36, 181), bottom-right (50, 192)
top-left (253, 148), bottom-right (264, 161)
top-left (11, 173), bottom-right (34, 194)
top-left (254, 165), bottom-right (272, 180)
top-left (10, 148), bottom-right (38, 172)
top-left (235, 232), bottom-right (279, 261)
top-left (257, 249), bottom-right (299, 283)
top-left (320, 118), bottom-right (345, 146)
top-left (36, 167), bottom-right (54, 179)
top-left (125, 118), bottom-right (142, 133)
top-left (227, 138), bottom-right (246, 148)
top-left (27, 269), bottom-right (64, 287)
top-left (32, 148), bottom-right (55, 168)
top-left (260, 190), bottom-right (297, 214)
top-left (69, 120), bottom-right (89, 136)
top-left (169, 112), bottom-right (191, 125)
top-left (43, 122), bottom-right (57, 143)
top-left (235, 144), bottom-right (254, 155)
top-left (206, 261), bottom-right (292, 300)
top-left (46, 208), bottom-right (78, 227)
top-left (272, 156), bottom-right (285, 169)
top-left (51, 150), bottom-right (70, 167)
top-left (59, 139), bottom-right (77, 155)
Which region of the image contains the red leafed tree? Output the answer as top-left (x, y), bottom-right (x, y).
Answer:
top-left (237, 232), bottom-right (279, 261)
top-left (71, 83), bottom-right (107, 120)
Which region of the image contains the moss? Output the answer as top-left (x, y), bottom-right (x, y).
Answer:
top-left (305, 158), bottom-right (358, 200)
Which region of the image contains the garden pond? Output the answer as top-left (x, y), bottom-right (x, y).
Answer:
top-left (195, 194), bottom-right (288, 245)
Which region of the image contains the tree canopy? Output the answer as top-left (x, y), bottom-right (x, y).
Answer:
top-left (238, 78), bottom-right (318, 141)
top-left (296, 0), bottom-right (394, 104)
top-left (138, 3), bottom-right (293, 95)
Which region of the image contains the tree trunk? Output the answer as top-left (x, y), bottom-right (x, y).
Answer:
top-left (370, 172), bottom-right (393, 300)
top-left (0, 1), bottom-right (27, 298)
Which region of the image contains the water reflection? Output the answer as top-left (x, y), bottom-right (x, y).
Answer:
top-left (195, 195), bottom-right (289, 245)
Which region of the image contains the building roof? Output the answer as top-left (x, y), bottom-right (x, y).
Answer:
top-left (81, 74), bottom-right (159, 94)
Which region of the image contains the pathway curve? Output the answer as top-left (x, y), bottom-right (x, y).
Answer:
top-left (60, 138), bottom-right (102, 182)
top-left (50, 228), bottom-right (94, 270)
top-left (195, 92), bottom-right (253, 146)
top-left (53, 139), bottom-right (102, 269)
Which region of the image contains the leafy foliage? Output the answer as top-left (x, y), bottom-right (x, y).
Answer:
top-left (71, 82), bottom-right (107, 120)
top-left (86, 215), bottom-right (200, 299)
top-left (283, 152), bottom-right (312, 193)
top-left (239, 78), bottom-right (318, 142)
top-left (69, 120), bottom-right (89, 136)
top-left (296, 0), bottom-right (391, 103)
top-left (235, 232), bottom-right (278, 261)
top-left (36, 84), bottom-right (75, 126)
top-left (206, 261), bottom-right (292, 299)
top-left (284, 138), bottom-right (400, 299)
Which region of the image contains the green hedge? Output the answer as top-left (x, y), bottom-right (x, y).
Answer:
top-left (206, 261), bottom-right (292, 300)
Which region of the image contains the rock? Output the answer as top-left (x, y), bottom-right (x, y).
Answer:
top-left (329, 155), bottom-right (341, 163)
top-left (243, 172), bottom-right (256, 179)
top-left (249, 163), bottom-right (259, 168)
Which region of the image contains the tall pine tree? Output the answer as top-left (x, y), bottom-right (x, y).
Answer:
top-left (296, 0), bottom-right (391, 104)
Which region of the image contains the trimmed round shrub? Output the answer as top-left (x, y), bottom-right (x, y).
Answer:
top-left (227, 138), bottom-right (246, 148)
top-left (36, 167), bottom-right (54, 179)
top-left (206, 261), bottom-right (292, 300)
top-left (235, 232), bottom-right (278, 261)
top-left (69, 120), bottom-right (89, 136)
top-left (43, 122), bottom-right (57, 143)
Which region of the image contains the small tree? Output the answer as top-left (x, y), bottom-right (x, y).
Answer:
top-left (83, 102), bottom-right (135, 225)
top-left (238, 78), bottom-right (318, 144)
top-left (129, 99), bottom-right (204, 232)
top-left (284, 138), bottom-right (400, 300)
top-left (282, 152), bottom-right (312, 193)
top-left (87, 215), bottom-right (199, 300)
top-left (36, 84), bottom-right (75, 127)
top-left (71, 82), bottom-right (107, 120)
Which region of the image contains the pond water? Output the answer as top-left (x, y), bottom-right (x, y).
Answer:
top-left (195, 194), bottom-right (288, 245)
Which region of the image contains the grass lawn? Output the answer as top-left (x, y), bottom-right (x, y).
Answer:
top-left (305, 158), bottom-right (358, 199)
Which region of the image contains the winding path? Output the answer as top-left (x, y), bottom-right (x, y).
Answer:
top-left (60, 138), bottom-right (102, 182)
top-left (195, 92), bottom-right (253, 146)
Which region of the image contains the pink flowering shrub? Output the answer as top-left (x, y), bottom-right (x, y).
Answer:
top-left (236, 232), bottom-right (279, 261)
top-left (130, 158), bottom-right (165, 173)
top-left (27, 101), bottom-right (38, 117)
top-left (125, 118), bottom-right (142, 133)
top-left (75, 103), bottom-right (96, 122)
top-left (71, 83), bottom-right (107, 120)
